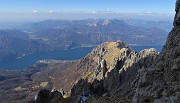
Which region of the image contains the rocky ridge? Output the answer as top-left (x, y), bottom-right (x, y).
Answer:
top-left (71, 46), bottom-right (161, 103)
top-left (35, 40), bottom-right (159, 103)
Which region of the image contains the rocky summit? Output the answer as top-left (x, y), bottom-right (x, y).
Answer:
top-left (35, 0), bottom-right (180, 103)
top-left (35, 40), bottom-right (159, 103)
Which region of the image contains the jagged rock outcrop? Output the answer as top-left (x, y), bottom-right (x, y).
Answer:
top-left (174, 0), bottom-right (180, 26)
top-left (35, 89), bottom-right (63, 103)
top-left (70, 41), bottom-right (158, 100)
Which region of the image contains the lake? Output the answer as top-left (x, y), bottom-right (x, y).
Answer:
top-left (0, 47), bottom-right (94, 70)
top-left (0, 46), bottom-right (163, 70)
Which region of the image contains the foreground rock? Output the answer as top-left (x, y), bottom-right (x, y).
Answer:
top-left (35, 89), bottom-right (63, 103)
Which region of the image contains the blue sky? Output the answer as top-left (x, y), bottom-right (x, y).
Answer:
top-left (0, 0), bottom-right (176, 21)
top-left (0, 0), bottom-right (176, 13)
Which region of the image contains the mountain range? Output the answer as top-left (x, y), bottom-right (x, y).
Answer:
top-left (0, 19), bottom-right (171, 63)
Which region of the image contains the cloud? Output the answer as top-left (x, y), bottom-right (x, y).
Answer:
top-left (105, 9), bottom-right (113, 12)
top-left (48, 11), bottom-right (54, 13)
top-left (91, 11), bottom-right (102, 14)
top-left (33, 10), bottom-right (38, 13)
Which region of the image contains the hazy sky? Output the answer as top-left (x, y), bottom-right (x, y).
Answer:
top-left (0, 0), bottom-right (176, 21)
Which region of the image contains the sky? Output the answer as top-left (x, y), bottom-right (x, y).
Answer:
top-left (0, 0), bottom-right (176, 21)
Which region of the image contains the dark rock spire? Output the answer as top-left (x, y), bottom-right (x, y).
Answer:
top-left (174, 0), bottom-right (180, 26)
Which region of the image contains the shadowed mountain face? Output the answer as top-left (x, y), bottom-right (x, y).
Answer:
top-left (34, 0), bottom-right (180, 103)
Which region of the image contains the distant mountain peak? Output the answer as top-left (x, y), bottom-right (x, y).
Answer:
top-left (102, 19), bottom-right (111, 25)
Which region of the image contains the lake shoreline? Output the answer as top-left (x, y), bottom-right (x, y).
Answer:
top-left (0, 46), bottom-right (162, 70)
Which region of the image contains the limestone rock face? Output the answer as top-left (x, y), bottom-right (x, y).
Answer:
top-left (70, 40), bottom-right (158, 100)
